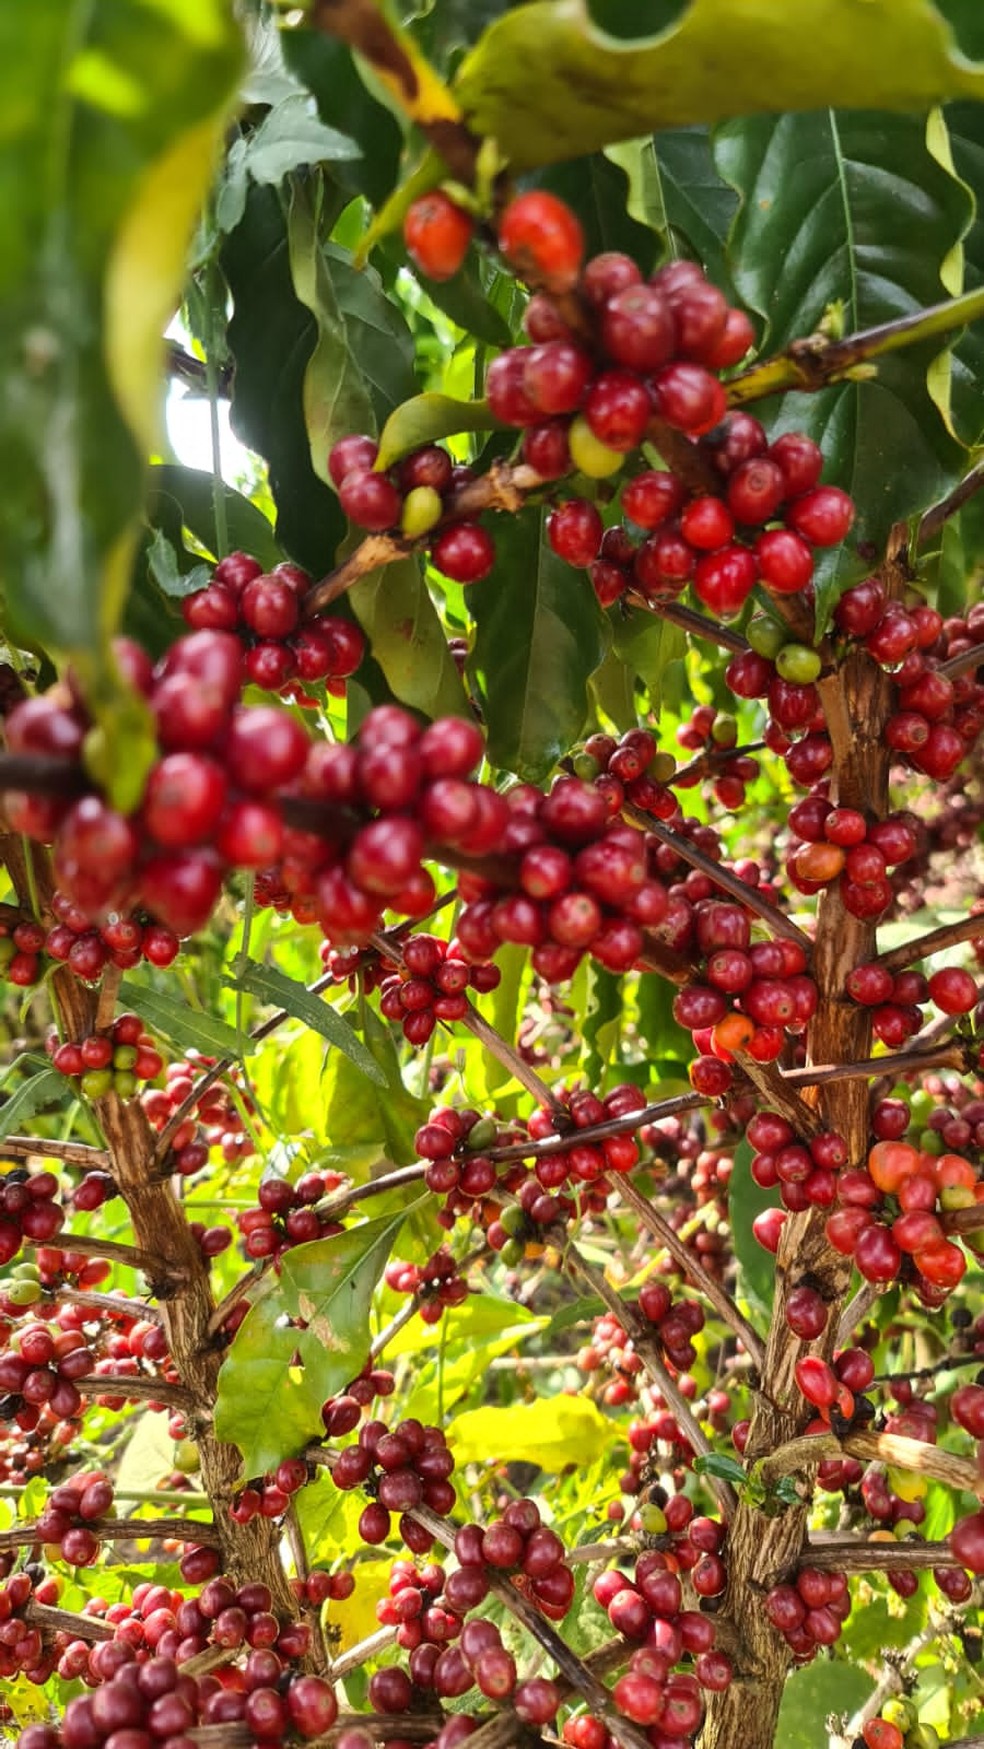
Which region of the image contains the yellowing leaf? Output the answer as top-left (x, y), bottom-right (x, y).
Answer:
top-left (454, 0), bottom-right (984, 170)
top-left (447, 1395), bottom-right (613, 1472)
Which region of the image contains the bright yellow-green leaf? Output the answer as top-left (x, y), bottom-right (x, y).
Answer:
top-left (453, 0), bottom-right (984, 171)
top-left (448, 1394), bottom-right (613, 1472)
top-left (376, 394), bottom-right (499, 470)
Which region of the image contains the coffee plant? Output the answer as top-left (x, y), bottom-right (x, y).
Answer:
top-left (8, 5), bottom-right (984, 1749)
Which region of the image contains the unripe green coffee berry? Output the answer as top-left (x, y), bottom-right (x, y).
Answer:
top-left (711, 713), bottom-right (737, 748)
top-left (5, 1278), bottom-right (43, 1306)
top-left (500, 1205), bottom-right (526, 1238)
top-left (775, 642), bottom-right (822, 684)
top-left (568, 415), bottom-right (623, 478)
top-left (906, 1726), bottom-right (939, 1749)
top-left (573, 752), bottom-right (601, 781)
top-left (917, 1129), bottom-right (943, 1156)
top-left (12, 1261), bottom-right (42, 1282)
top-left (638, 1502), bottom-right (667, 1534)
top-left (883, 1700), bottom-right (917, 1734)
top-left (112, 1045), bottom-right (138, 1071)
top-left (0, 939), bottom-right (16, 968)
top-left (746, 614), bottom-right (787, 660)
top-left (113, 1071), bottom-right (138, 1099)
top-left (80, 1068), bottom-right (113, 1099)
top-left (651, 751), bottom-right (676, 783)
top-left (467, 1117), bottom-right (497, 1151)
top-left (174, 1439), bottom-right (201, 1474)
top-left (401, 485), bottom-right (444, 539)
top-left (501, 1237), bottom-right (525, 1267)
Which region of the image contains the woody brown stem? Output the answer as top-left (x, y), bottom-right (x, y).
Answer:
top-left (873, 912), bottom-right (984, 972)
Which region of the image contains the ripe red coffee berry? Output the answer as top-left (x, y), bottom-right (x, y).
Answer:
top-left (498, 192), bottom-right (584, 291)
top-left (404, 191), bottom-right (474, 281)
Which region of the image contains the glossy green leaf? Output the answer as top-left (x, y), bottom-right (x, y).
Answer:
top-left (715, 109), bottom-right (971, 622)
top-left (606, 127), bottom-right (739, 295)
top-left (0, 0), bottom-right (240, 766)
top-left (468, 504), bottom-right (609, 782)
top-left (345, 1006), bottom-right (430, 1167)
top-left (146, 465), bottom-right (281, 571)
top-left (448, 1395), bottom-right (612, 1471)
top-left (610, 609), bottom-right (686, 715)
top-left (453, 0), bottom-right (984, 170)
top-left (215, 1208), bottom-right (414, 1473)
top-left (324, 244), bottom-right (416, 432)
top-left (227, 961), bottom-right (386, 1085)
top-left (478, 944), bottom-right (528, 1096)
top-left (118, 978), bottom-right (252, 1060)
top-left (349, 556), bottom-right (470, 719)
top-left (377, 395), bottom-right (499, 470)
top-left (222, 183), bottom-right (346, 574)
top-left (0, 1066), bottom-right (64, 1141)
top-left (287, 181), bottom-right (377, 485)
top-left (213, 1293), bottom-right (327, 1478)
top-left (280, 31), bottom-right (403, 207)
top-left (406, 257), bottom-right (514, 349)
top-left (582, 964), bottom-right (623, 1084)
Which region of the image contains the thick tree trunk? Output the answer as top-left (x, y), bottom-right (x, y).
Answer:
top-left (699, 629), bottom-right (895, 1749)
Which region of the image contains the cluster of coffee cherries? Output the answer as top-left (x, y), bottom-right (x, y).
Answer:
top-left (328, 434), bottom-right (496, 586)
top-left (825, 1135), bottom-right (972, 1297)
top-left (236, 1169), bottom-right (345, 1261)
top-left (673, 706), bottom-right (760, 814)
top-left (845, 955), bottom-right (979, 1046)
top-left (575, 726), bottom-right (677, 819)
top-left (21, 1642), bottom-right (337, 1749)
top-left (44, 889), bottom-right (179, 982)
top-left (0, 1571), bottom-right (61, 1683)
top-left (0, 918), bottom-right (49, 988)
top-left (329, 1415), bottom-right (456, 1553)
top-left (378, 932), bottom-right (500, 1044)
top-left (141, 1053), bottom-right (257, 1173)
top-left (835, 579), bottom-right (984, 782)
top-left (746, 1109), bottom-right (848, 1218)
top-left (32, 1470), bottom-right (115, 1567)
top-left (0, 1316), bottom-right (96, 1432)
top-left (46, 1015), bottom-right (164, 1102)
top-left (383, 1249), bottom-right (468, 1325)
top-left (231, 1456), bottom-right (310, 1527)
top-left (856, 1700), bottom-right (941, 1749)
top-left (0, 1167), bottom-right (64, 1267)
top-left (763, 1565), bottom-right (851, 1661)
top-left (785, 795), bottom-right (921, 921)
top-left (673, 900), bottom-right (816, 1088)
top-left (320, 1358), bottom-right (396, 1438)
top-left (592, 1543), bottom-right (731, 1731)
top-left (180, 551), bottom-right (365, 700)
top-left (263, 707), bottom-right (493, 949)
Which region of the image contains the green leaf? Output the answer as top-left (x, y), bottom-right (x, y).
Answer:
top-left (693, 1452), bottom-right (748, 1487)
top-left (0, 1066), bottom-right (64, 1142)
top-left (145, 529), bottom-right (210, 600)
top-left (715, 109), bottom-right (970, 623)
top-left (346, 1006), bottom-right (430, 1166)
top-left (147, 465), bottom-right (282, 571)
top-left (324, 243), bottom-right (417, 432)
top-left (448, 1396), bottom-right (613, 1471)
top-left (0, 0), bottom-right (240, 757)
top-left (606, 127), bottom-right (740, 295)
top-left (228, 961), bottom-right (386, 1085)
top-left (222, 183), bottom-right (346, 574)
top-left (407, 257), bottom-right (514, 349)
top-left (118, 978), bottom-right (252, 1060)
top-left (213, 1293), bottom-right (328, 1479)
top-left (244, 93), bottom-right (361, 185)
top-left (582, 964), bottom-right (623, 1084)
top-left (468, 504), bottom-right (609, 782)
top-left (349, 556), bottom-right (470, 720)
top-left (377, 395), bottom-right (499, 470)
top-left (776, 1658), bottom-right (875, 1749)
top-left (477, 944), bottom-right (527, 1097)
top-left (215, 1208), bottom-right (416, 1474)
top-left (941, 101), bottom-right (984, 446)
top-left (453, 0), bottom-right (984, 170)
top-left (610, 609), bottom-right (686, 716)
top-left (287, 180), bottom-right (377, 482)
top-left (280, 31), bottom-right (403, 208)
top-left (730, 1139), bottom-right (778, 1323)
